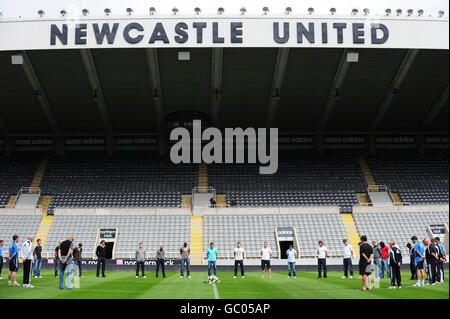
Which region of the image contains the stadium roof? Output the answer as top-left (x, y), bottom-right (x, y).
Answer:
top-left (0, 47), bottom-right (447, 136)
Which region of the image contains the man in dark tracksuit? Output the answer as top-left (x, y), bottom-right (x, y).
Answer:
top-left (406, 243), bottom-right (416, 280)
top-left (96, 240), bottom-right (106, 278)
top-left (425, 238), bottom-right (439, 285)
top-left (388, 241), bottom-right (402, 288)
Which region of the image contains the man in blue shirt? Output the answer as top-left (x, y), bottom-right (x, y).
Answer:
top-left (0, 239), bottom-right (4, 280)
top-left (8, 235), bottom-right (20, 286)
top-left (206, 242), bottom-right (218, 277)
top-left (286, 244), bottom-right (297, 279)
top-left (435, 237), bottom-right (446, 283)
top-left (411, 235), bottom-right (425, 286)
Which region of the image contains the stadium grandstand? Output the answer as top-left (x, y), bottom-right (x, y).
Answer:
top-left (0, 0), bottom-right (448, 302)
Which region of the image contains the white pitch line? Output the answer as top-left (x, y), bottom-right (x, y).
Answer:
top-left (212, 283), bottom-right (220, 299)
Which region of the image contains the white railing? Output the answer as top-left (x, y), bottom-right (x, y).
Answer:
top-left (193, 186), bottom-right (216, 195)
top-left (0, 205), bottom-right (43, 214)
top-left (364, 184), bottom-right (410, 207)
top-left (367, 184), bottom-right (388, 193)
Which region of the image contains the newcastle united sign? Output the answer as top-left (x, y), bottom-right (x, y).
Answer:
top-left (49, 21), bottom-right (390, 46)
top-left (0, 16), bottom-right (448, 50)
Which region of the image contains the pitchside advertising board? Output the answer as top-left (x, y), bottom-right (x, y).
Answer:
top-left (0, 16), bottom-right (448, 50)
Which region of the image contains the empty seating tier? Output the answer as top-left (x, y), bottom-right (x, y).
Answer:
top-left (368, 151), bottom-right (449, 205)
top-left (44, 214), bottom-right (191, 259)
top-left (0, 215), bottom-right (42, 249)
top-left (204, 212), bottom-right (347, 258)
top-left (208, 152), bottom-right (367, 207)
top-left (0, 157), bottom-right (40, 205)
top-left (39, 153), bottom-right (198, 212)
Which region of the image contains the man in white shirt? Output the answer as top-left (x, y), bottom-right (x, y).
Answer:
top-left (317, 241), bottom-right (328, 278)
top-left (261, 242), bottom-right (272, 279)
top-left (286, 244), bottom-right (297, 279)
top-left (233, 242), bottom-right (245, 279)
top-left (21, 236), bottom-right (34, 288)
top-left (342, 239), bottom-right (354, 279)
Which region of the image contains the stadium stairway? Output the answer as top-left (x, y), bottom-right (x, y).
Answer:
top-left (357, 154), bottom-right (376, 206)
top-left (33, 195), bottom-right (53, 249)
top-left (189, 215), bottom-right (204, 265)
top-left (198, 163), bottom-right (208, 192)
top-left (356, 193), bottom-right (371, 206)
top-left (30, 157), bottom-right (48, 192)
top-left (181, 195), bottom-right (193, 210)
top-left (5, 195), bottom-right (16, 208)
top-left (340, 213), bottom-right (360, 257)
top-left (359, 154), bottom-right (376, 186)
top-left (391, 192), bottom-right (403, 206)
top-left (215, 194), bottom-right (227, 208)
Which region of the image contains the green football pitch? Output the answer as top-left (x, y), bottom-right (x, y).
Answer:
top-left (0, 270), bottom-right (448, 299)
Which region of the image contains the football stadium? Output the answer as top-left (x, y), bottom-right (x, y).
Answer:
top-left (0, 0), bottom-right (449, 304)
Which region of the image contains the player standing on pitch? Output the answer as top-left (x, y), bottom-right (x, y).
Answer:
top-left (233, 242), bottom-right (245, 279)
top-left (261, 242), bottom-right (272, 279)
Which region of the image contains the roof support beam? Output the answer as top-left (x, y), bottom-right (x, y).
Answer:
top-left (21, 51), bottom-right (60, 134)
top-left (80, 49), bottom-right (113, 134)
top-left (317, 49), bottom-right (351, 132)
top-left (369, 49), bottom-right (419, 132)
top-left (145, 48), bottom-right (164, 133)
top-left (211, 48), bottom-right (223, 127)
top-left (266, 48), bottom-right (289, 128)
top-left (421, 84), bottom-right (449, 129)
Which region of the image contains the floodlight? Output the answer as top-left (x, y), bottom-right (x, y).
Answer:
top-left (385, 8), bottom-right (392, 15)
top-left (194, 7), bottom-right (201, 15)
top-left (438, 10), bottom-right (445, 17)
top-left (172, 7), bottom-right (179, 15)
top-left (330, 8), bottom-right (336, 15)
top-left (60, 10), bottom-right (67, 17)
top-left (82, 9), bottom-right (89, 16)
top-left (240, 7), bottom-right (247, 15)
top-left (218, 7), bottom-right (224, 15)
top-left (37, 10), bottom-right (45, 17)
top-left (407, 9), bottom-right (413, 16)
top-left (417, 9), bottom-right (424, 16)
top-left (126, 8), bottom-right (133, 15)
top-left (351, 8), bottom-right (359, 15)
top-left (263, 7), bottom-right (269, 15)
top-left (396, 9), bottom-right (402, 16)
top-left (363, 8), bottom-right (370, 15)
top-left (104, 8), bottom-right (111, 16)
top-left (285, 7), bottom-right (292, 15)
top-left (308, 7), bottom-right (314, 15)
top-left (149, 7), bottom-right (155, 15)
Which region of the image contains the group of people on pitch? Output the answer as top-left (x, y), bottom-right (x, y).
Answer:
top-left (134, 242), bottom-right (192, 278)
top-left (341, 235), bottom-right (446, 291)
top-left (205, 241), bottom-right (298, 279)
top-left (0, 235), bottom-right (45, 288)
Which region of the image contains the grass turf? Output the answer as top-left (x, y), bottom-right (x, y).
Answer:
top-left (0, 270), bottom-right (448, 299)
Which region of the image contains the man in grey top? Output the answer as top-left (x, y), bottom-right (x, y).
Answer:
top-left (136, 242), bottom-right (146, 279)
top-left (180, 242), bottom-right (191, 279)
top-left (372, 241), bottom-right (382, 279)
top-left (155, 245), bottom-right (166, 278)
